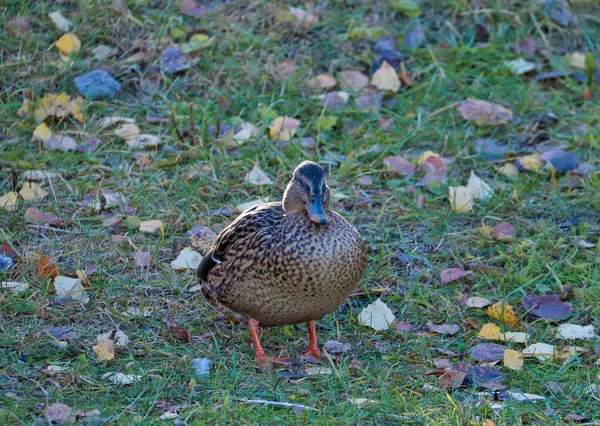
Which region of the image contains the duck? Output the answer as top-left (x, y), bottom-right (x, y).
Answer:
top-left (197, 161), bottom-right (367, 365)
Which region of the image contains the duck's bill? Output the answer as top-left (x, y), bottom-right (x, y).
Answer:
top-left (307, 195), bottom-right (328, 225)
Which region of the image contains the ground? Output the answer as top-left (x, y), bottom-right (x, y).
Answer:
top-left (1, 0), bottom-right (600, 424)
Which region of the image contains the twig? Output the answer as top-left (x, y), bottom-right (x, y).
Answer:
top-left (171, 108), bottom-right (186, 145)
top-left (232, 398), bottom-right (319, 412)
top-left (428, 102), bottom-right (460, 118)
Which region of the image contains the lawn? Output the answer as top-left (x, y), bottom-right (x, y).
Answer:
top-left (1, 0), bottom-right (600, 424)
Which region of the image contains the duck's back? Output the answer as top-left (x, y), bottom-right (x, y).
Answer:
top-left (202, 202), bottom-right (366, 326)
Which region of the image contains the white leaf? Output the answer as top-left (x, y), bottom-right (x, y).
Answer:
top-left (467, 170), bottom-right (493, 200)
top-left (556, 324), bottom-right (597, 340)
top-left (191, 358), bottom-right (212, 376)
top-left (54, 276), bottom-right (89, 304)
top-left (237, 197), bottom-right (269, 212)
top-left (97, 330), bottom-right (130, 347)
top-left (246, 164), bottom-right (273, 186)
top-left (114, 123), bottom-right (141, 140)
top-left (98, 116), bottom-right (135, 129)
top-left (305, 366), bottom-right (332, 376)
top-left (49, 11), bottom-right (72, 31)
top-left (358, 298), bottom-right (396, 331)
top-left (505, 58), bottom-right (536, 75)
top-left (126, 134), bottom-right (162, 149)
top-left (523, 342), bottom-right (556, 360)
top-left (103, 372), bottom-right (142, 385)
top-left (233, 123), bottom-right (260, 142)
top-left (22, 170), bottom-right (59, 181)
top-left (171, 247), bottom-right (203, 270)
top-left (466, 296), bottom-right (492, 308)
top-left (371, 61), bottom-right (400, 93)
top-left (1, 281), bottom-right (29, 293)
top-left (505, 390), bottom-right (545, 402)
top-left (139, 219), bottom-right (164, 233)
top-left (568, 52), bottom-right (586, 69)
top-left (448, 186), bottom-right (478, 213)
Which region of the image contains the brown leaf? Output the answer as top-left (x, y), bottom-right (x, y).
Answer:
top-left (44, 402), bottom-right (73, 425)
top-left (425, 322), bottom-right (460, 336)
top-left (356, 86), bottom-right (383, 111)
top-left (418, 155), bottom-right (447, 186)
top-left (308, 74), bottom-right (337, 91)
top-left (339, 70), bottom-right (369, 92)
top-left (163, 316), bottom-right (191, 344)
top-left (457, 99), bottom-right (513, 126)
top-left (438, 369), bottom-right (466, 388)
top-left (93, 338), bottom-right (115, 361)
top-left (24, 207), bottom-right (63, 227)
top-left (38, 253), bottom-right (59, 279)
top-left (5, 17), bottom-right (30, 36)
top-left (383, 155), bottom-right (415, 176)
top-left (440, 268), bottom-right (472, 285)
top-left (180, 0), bottom-right (208, 18)
top-left (393, 322), bottom-right (413, 332)
top-left (44, 134), bottom-right (78, 151)
top-left (319, 91), bottom-right (349, 111)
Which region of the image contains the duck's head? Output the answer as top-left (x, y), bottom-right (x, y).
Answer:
top-left (282, 161), bottom-right (331, 225)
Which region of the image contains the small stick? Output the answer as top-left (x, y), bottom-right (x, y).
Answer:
top-left (428, 102), bottom-right (460, 118)
top-left (233, 398), bottom-right (319, 412)
top-left (171, 109), bottom-right (186, 145)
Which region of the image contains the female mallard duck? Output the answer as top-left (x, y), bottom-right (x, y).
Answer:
top-left (197, 161), bottom-right (366, 365)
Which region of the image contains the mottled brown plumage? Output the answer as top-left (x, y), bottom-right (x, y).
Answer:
top-left (197, 161), bottom-right (366, 364)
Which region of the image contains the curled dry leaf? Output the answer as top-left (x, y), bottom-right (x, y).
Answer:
top-left (163, 316), bottom-right (191, 344)
top-left (425, 322), bottom-right (460, 336)
top-left (269, 116), bottom-right (300, 142)
top-left (339, 70), bottom-right (369, 92)
top-left (383, 155), bottom-right (415, 176)
top-left (448, 186), bottom-right (478, 213)
top-left (503, 349), bottom-right (524, 371)
top-left (467, 171), bottom-right (493, 200)
top-left (93, 338), bottom-right (115, 361)
top-left (171, 247), bottom-right (203, 270)
top-left (35, 93), bottom-right (84, 123)
top-left (54, 276), bottom-right (89, 303)
top-left (24, 207), bottom-right (63, 227)
top-left (487, 302), bottom-right (520, 327)
top-left (358, 298), bottom-right (396, 330)
top-left (457, 99), bottom-right (513, 125)
top-left (440, 268), bottom-right (472, 285)
top-left (246, 163), bottom-right (273, 186)
top-left (371, 61), bottom-right (400, 93)
top-left (38, 253), bottom-right (59, 279)
top-left (556, 324), bottom-right (597, 340)
top-left (467, 296), bottom-right (492, 308)
top-left (103, 372), bottom-right (142, 385)
top-left (56, 33), bottom-right (81, 54)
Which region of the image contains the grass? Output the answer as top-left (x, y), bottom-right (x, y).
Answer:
top-left (1, 0), bottom-right (600, 424)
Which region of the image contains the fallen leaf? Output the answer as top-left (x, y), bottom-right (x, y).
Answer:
top-left (487, 302), bottom-right (520, 327)
top-left (540, 149), bottom-right (578, 173)
top-left (233, 122), bottom-right (260, 142)
top-left (287, 7), bottom-right (318, 29)
top-left (468, 343), bottom-right (506, 362)
top-left (358, 298), bottom-right (396, 330)
top-left (24, 207), bottom-right (63, 227)
top-left (44, 402), bottom-right (73, 425)
top-left (467, 297), bottom-right (492, 308)
top-left (393, 322), bottom-right (413, 332)
top-left (448, 186), bottom-right (478, 213)
top-left (523, 342), bottom-right (556, 360)
top-left (438, 369), bottom-right (466, 388)
top-left (324, 340), bottom-right (351, 354)
top-left (126, 134), bottom-right (162, 149)
top-left (305, 366), bottom-right (332, 376)
top-left (515, 154), bottom-right (543, 172)
top-left (246, 163), bottom-right (273, 186)
top-left (114, 123), bottom-right (141, 140)
top-left (19, 182), bottom-right (48, 201)
top-left (73, 409), bottom-right (101, 422)
top-left (556, 324), bottom-right (597, 340)
top-left (349, 398), bottom-right (374, 406)
top-left (134, 251), bottom-right (151, 267)
top-left (309, 74), bottom-right (337, 91)
top-left (522, 294), bottom-right (572, 321)
top-left (97, 330), bottom-right (129, 347)
top-left (186, 225), bottom-right (217, 255)
top-left (160, 45), bottom-right (191, 74)
top-left (356, 86), bottom-right (383, 111)
top-left (180, 33), bottom-right (215, 53)
top-left (91, 45), bottom-right (115, 60)
top-left (418, 154), bottom-right (448, 186)
top-left (171, 247), bottom-right (203, 270)
top-left (319, 91), bottom-right (349, 111)
top-left (163, 316), bottom-right (191, 343)
top-left (38, 254), bottom-right (59, 279)
top-left (54, 276), bottom-right (89, 303)
top-left (237, 197), bottom-right (269, 212)
top-left (497, 163), bottom-right (519, 177)
top-left (467, 171), bottom-right (493, 200)
top-left (191, 358), bottom-right (212, 376)
top-left (49, 11), bottom-right (72, 31)
top-left (440, 268), bottom-right (473, 284)
top-left (478, 323), bottom-right (502, 340)
top-left (493, 222), bottom-right (515, 240)
top-left (1, 281), bottom-right (29, 293)
top-left (93, 338), bottom-right (115, 361)
top-left (180, 0), bottom-right (207, 18)
top-left (269, 116), bottom-right (300, 142)
top-left (35, 93), bottom-right (84, 123)
top-left (5, 17), bottom-right (30, 36)
top-left (505, 58), bottom-right (537, 75)
top-left (55, 33), bottom-right (81, 54)
top-left (103, 372), bottom-right (142, 385)
top-left (568, 52), bottom-right (586, 69)
top-left (503, 349), bottom-right (524, 370)
top-left (139, 220), bottom-right (164, 234)
top-left (371, 61), bottom-right (400, 93)
top-left (339, 70), bottom-right (369, 91)
top-left (32, 123), bottom-right (52, 142)
top-left (45, 134), bottom-right (78, 151)
top-left (455, 362), bottom-right (506, 387)
top-left (383, 155), bottom-right (415, 176)
top-left (457, 99), bottom-right (513, 126)
top-left (98, 116), bottom-right (135, 128)
top-left (505, 390), bottom-right (545, 402)
top-left (390, 0), bottom-right (422, 16)
top-left (425, 322), bottom-right (460, 336)
top-left (0, 192), bottom-right (19, 211)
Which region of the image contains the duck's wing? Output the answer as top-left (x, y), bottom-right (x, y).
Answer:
top-left (196, 202), bottom-right (283, 282)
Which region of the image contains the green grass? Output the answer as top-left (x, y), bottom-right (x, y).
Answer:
top-left (1, 0), bottom-right (600, 424)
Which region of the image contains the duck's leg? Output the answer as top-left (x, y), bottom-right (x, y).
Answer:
top-left (248, 319), bottom-right (291, 365)
top-left (300, 320), bottom-right (326, 361)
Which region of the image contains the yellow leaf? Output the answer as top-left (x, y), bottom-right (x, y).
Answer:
top-left (503, 349), bottom-right (524, 370)
top-left (114, 123), bottom-right (141, 140)
top-left (19, 182), bottom-right (48, 201)
top-left (371, 61), bottom-right (400, 93)
top-left (477, 226), bottom-right (497, 239)
top-left (516, 154), bottom-right (542, 172)
top-left (93, 338), bottom-right (115, 361)
top-left (417, 150), bottom-right (440, 165)
top-left (448, 186), bottom-right (478, 213)
top-left (487, 302), bottom-right (520, 327)
top-left (478, 323), bottom-right (501, 340)
top-left (497, 163), bottom-right (519, 177)
top-left (0, 192), bottom-right (19, 211)
top-left (269, 116), bottom-right (300, 142)
top-left (55, 33), bottom-right (81, 54)
top-left (32, 123), bottom-right (52, 142)
top-left (139, 219), bottom-right (164, 234)
top-left (35, 93), bottom-right (84, 123)
top-left (308, 73), bottom-right (337, 91)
